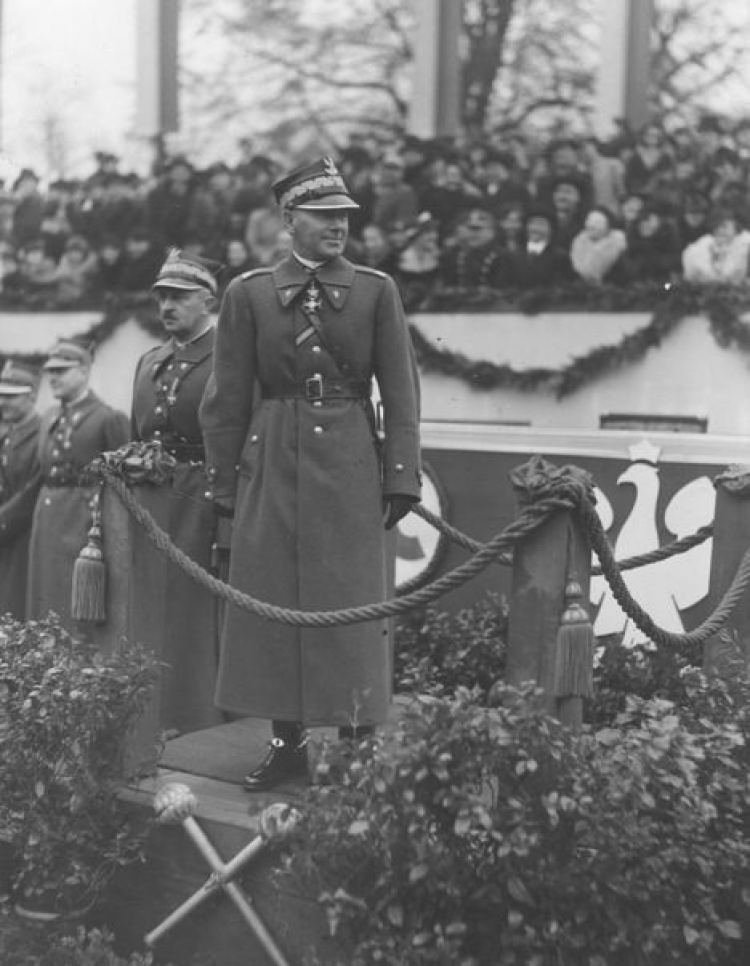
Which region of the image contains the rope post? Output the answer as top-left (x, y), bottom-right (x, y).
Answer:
top-left (505, 456), bottom-right (594, 731)
top-left (703, 466), bottom-right (750, 677)
top-left (90, 486), bottom-right (161, 778)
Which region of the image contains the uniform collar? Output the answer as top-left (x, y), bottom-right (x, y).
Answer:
top-left (274, 254), bottom-right (354, 310)
top-left (150, 327), bottom-right (215, 368)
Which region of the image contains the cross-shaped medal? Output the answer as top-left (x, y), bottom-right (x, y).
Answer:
top-left (302, 280), bottom-right (322, 315)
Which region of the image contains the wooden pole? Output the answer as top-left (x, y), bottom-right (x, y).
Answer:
top-left (505, 457), bottom-right (593, 730)
top-left (91, 487), bottom-right (162, 778)
top-left (703, 467), bottom-right (750, 677)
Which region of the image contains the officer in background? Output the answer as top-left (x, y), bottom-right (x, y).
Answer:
top-left (200, 156), bottom-right (421, 790)
top-left (130, 250), bottom-right (224, 735)
top-left (26, 340), bottom-right (129, 629)
top-left (0, 360), bottom-right (42, 618)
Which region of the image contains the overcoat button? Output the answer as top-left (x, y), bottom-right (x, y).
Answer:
top-left (313, 425), bottom-right (324, 434)
top-left (250, 435), bottom-right (259, 443)
top-left (395, 463), bottom-right (404, 472)
top-left (312, 345), bottom-right (321, 354)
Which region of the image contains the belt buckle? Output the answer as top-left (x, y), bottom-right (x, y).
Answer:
top-left (305, 374), bottom-right (324, 401)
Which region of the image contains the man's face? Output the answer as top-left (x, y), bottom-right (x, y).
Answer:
top-left (47, 364), bottom-right (89, 403)
top-left (552, 183), bottom-right (581, 213)
top-left (155, 287), bottom-right (213, 342)
top-left (527, 216), bottom-right (552, 245)
top-left (285, 208), bottom-right (349, 261)
top-left (0, 394), bottom-right (34, 423)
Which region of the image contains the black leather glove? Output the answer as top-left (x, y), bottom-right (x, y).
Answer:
top-left (383, 494), bottom-right (415, 530)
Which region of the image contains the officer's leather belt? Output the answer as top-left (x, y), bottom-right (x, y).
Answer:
top-left (263, 375), bottom-right (370, 402)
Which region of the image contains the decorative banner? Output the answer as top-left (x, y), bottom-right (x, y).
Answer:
top-left (589, 440), bottom-right (715, 645)
top-left (395, 461), bottom-right (448, 594)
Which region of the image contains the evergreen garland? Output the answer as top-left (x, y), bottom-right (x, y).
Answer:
top-left (410, 281), bottom-right (750, 398)
top-left (2, 283), bottom-right (750, 400)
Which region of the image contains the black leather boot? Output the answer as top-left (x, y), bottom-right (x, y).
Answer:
top-left (243, 735), bottom-right (308, 792)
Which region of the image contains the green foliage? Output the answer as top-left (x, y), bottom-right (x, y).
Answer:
top-left (0, 616), bottom-right (159, 914)
top-left (286, 680), bottom-right (750, 965)
top-left (394, 594), bottom-right (508, 701)
top-left (0, 917), bottom-right (161, 965)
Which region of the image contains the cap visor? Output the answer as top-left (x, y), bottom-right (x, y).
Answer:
top-left (294, 194), bottom-right (360, 211)
top-left (0, 385), bottom-right (32, 395)
top-left (152, 279), bottom-right (205, 291)
top-left (43, 361), bottom-right (79, 371)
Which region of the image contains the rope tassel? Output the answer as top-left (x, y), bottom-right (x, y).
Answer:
top-left (71, 490), bottom-right (107, 623)
top-left (553, 576), bottom-right (594, 698)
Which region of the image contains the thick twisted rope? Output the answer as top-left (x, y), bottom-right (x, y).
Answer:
top-left (413, 502), bottom-right (713, 575)
top-left (100, 468), bottom-right (579, 627)
top-left (579, 500), bottom-right (750, 647)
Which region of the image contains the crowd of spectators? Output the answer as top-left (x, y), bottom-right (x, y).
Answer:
top-left (3, 115), bottom-right (750, 312)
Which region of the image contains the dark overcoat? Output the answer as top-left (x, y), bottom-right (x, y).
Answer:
top-left (27, 392), bottom-right (129, 628)
top-left (200, 254), bottom-right (421, 726)
top-left (131, 328), bottom-right (223, 733)
top-left (0, 411), bottom-right (41, 618)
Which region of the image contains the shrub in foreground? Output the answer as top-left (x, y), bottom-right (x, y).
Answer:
top-left (285, 684), bottom-right (750, 966)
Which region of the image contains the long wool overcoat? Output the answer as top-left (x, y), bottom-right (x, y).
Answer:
top-left (200, 254), bottom-right (421, 726)
top-left (131, 327), bottom-right (223, 734)
top-left (0, 410), bottom-right (41, 618)
top-left (27, 392), bottom-right (129, 629)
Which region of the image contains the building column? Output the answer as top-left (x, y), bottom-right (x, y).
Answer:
top-left (407, 0), bottom-right (462, 139)
top-left (594, 0), bottom-right (653, 137)
top-left (135, 0), bottom-right (180, 166)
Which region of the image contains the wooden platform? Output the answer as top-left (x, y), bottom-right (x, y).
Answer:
top-left (102, 706), bottom-right (408, 966)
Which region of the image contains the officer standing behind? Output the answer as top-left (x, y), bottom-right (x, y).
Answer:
top-left (130, 250), bottom-right (224, 734)
top-left (27, 340), bottom-right (129, 629)
top-left (0, 360), bottom-right (42, 619)
top-left (200, 156), bottom-right (421, 791)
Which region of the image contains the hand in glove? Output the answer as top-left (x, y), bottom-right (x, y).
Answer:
top-left (383, 494), bottom-right (415, 530)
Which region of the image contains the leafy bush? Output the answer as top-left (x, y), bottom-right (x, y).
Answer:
top-left (0, 919), bottom-right (158, 965)
top-left (0, 616), bottom-right (159, 913)
top-left (394, 593), bottom-right (508, 700)
top-left (286, 683), bottom-right (750, 966)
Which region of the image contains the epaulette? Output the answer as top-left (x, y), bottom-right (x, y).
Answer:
top-left (354, 265), bottom-right (388, 280)
top-left (241, 267), bottom-right (274, 280)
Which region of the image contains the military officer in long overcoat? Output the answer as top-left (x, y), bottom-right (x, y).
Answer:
top-left (130, 250), bottom-right (224, 734)
top-left (0, 360), bottom-right (42, 618)
top-left (27, 340), bottom-right (129, 629)
top-left (200, 156), bottom-right (421, 790)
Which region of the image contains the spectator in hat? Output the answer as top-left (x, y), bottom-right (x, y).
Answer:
top-left (0, 360), bottom-right (42, 618)
top-left (570, 206), bottom-right (628, 285)
top-left (418, 157), bottom-right (482, 241)
top-left (581, 136), bottom-right (627, 216)
top-left (94, 235), bottom-right (126, 295)
top-left (496, 201), bottom-right (528, 255)
top-left (549, 175), bottom-right (588, 252)
top-left (534, 138), bottom-right (592, 209)
top-left (118, 227), bottom-right (165, 293)
top-left (439, 205), bottom-right (510, 290)
top-left (507, 207), bottom-right (573, 290)
top-left (476, 149), bottom-right (531, 218)
top-left (129, 250), bottom-right (225, 735)
top-left (26, 339), bottom-right (129, 631)
top-left (624, 122), bottom-right (674, 198)
top-left (615, 204), bottom-right (682, 285)
top-left (0, 243), bottom-right (26, 303)
top-left (676, 191), bottom-right (712, 248)
top-left (54, 234), bottom-right (100, 305)
top-left (17, 240), bottom-right (58, 304)
top-left (199, 155), bottom-right (420, 791)
top-left (682, 208), bottom-right (750, 284)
